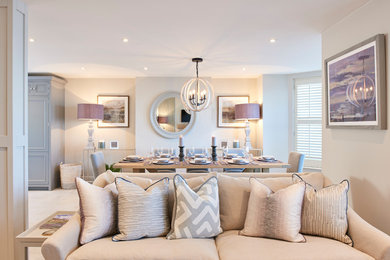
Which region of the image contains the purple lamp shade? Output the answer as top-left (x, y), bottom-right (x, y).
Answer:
top-left (77, 103), bottom-right (104, 120)
top-left (157, 116), bottom-right (169, 124)
top-left (235, 103), bottom-right (261, 120)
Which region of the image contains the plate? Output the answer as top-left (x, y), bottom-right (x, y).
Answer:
top-left (227, 159), bottom-right (249, 165)
top-left (153, 160), bottom-right (174, 165)
top-left (189, 160), bottom-right (211, 165)
top-left (122, 157), bottom-right (144, 162)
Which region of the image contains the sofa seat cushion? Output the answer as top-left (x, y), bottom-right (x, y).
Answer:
top-left (66, 236), bottom-right (219, 260)
top-left (216, 230), bottom-right (374, 260)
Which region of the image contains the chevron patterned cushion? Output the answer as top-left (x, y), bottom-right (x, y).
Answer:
top-left (113, 177), bottom-right (170, 241)
top-left (167, 174), bottom-right (222, 239)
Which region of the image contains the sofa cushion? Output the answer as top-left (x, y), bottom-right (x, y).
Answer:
top-left (216, 230), bottom-right (373, 260)
top-left (66, 236), bottom-right (219, 260)
top-left (218, 172), bottom-right (324, 231)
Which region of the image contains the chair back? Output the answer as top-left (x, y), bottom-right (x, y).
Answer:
top-left (90, 151), bottom-right (106, 178)
top-left (287, 152), bottom-right (305, 173)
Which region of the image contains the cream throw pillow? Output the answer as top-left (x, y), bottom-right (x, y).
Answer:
top-left (293, 174), bottom-right (352, 245)
top-left (113, 177), bottom-right (170, 241)
top-left (76, 178), bottom-right (117, 245)
top-left (240, 178), bottom-right (306, 242)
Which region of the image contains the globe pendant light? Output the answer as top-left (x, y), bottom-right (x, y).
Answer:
top-left (181, 58), bottom-right (214, 112)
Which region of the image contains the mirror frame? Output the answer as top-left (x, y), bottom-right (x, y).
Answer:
top-left (150, 91), bottom-right (196, 139)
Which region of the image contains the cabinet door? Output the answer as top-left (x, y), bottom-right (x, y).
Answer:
top-left (28, 152), bottom-right (49, 187)
top-left (28, 97), bottom-right (49, 151)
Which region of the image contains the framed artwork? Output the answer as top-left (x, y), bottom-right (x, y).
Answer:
top-left (97, 95), bottom-right (129, 128)
top-left (325, 34), bottom-right (386, 129)
top-left (109, 140), bottom-right (119, 149)
top-left (217, 96), bottom-right (249, 128)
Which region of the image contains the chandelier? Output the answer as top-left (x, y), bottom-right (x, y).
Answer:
top-left (181, 58), bottom-right (214, 112)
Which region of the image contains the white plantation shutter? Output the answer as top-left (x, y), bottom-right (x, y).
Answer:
top-left (294, 78), bottom-right (322, 168)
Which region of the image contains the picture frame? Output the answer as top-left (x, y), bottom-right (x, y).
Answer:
top-left (217, 96), bottom-right (249, 128)
top-left (109, 140), bottom-right (119, 149)
top-left (325, 34), bottom-right (386, 129)
top-left (97, 95), bottom-right (129, 128)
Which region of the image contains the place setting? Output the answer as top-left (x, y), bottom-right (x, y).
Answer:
top-left (120, 155), bottom-right (144, 163)
top-left (253, 155), bottom-right (278, 163)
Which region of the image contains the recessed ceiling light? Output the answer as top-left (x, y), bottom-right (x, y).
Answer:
top-left (29, 38), bottom-right (35, 43)
top-left (144, 67), bottom-right (148, 71)
top-left (81, 67), bottom-right (86, 70)
top-left (242, 67), bottom-right (246, 71)
top-left (122, 38), bottom-right (129, 43)
top-left (269, 38), bottom-right (277, 43)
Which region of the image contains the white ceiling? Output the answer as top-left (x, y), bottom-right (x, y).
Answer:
top-left (25, 0), bottom-right (369, 78)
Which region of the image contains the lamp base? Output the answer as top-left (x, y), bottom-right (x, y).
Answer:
top-left (86, 120), bottom-right (95, 149)
top-left (244, 120), bottom-right (251, 152)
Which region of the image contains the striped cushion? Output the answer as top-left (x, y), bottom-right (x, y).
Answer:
top-left (113, 177), bottom-right (170, 241)
top-left (293, 174), bottom-right (352, 245)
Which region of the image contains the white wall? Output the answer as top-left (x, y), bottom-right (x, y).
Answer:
top-left (322, 0), bottom-right (390, 234)
top-left (261, 75), bottom-right (289, 164)
top-left (64, 78), bottom-right (136, 163)
top-left (135, 77), bottom-right (260, 155)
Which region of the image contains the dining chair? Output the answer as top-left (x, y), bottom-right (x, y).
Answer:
top-left (223, 148), bottom-right (246, 173)
top-left (90, 151), bottom-right (106, 179)
top-left (186, 148), bottom-right (210, 173)
top-left (286, 152), bottom-right (305, 173)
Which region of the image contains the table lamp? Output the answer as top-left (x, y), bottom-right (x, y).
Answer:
top-left (235, 103), bottom-right (261, 152)
top-left (77, 103), bottom-right (104, 149)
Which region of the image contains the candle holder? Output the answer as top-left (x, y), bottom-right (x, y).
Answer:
top-left (179, 146), bottom-right (185, 162)
top-left (211, 145), bottom-right (217, 161)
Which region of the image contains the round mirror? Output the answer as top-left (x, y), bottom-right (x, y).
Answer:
top-left (150, 91), bottom-right (196, 138)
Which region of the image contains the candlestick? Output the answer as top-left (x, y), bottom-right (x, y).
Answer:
top-left (179, 146), bottom-right (185, 162)
top-left (179, 135), bottom-right (183, 146)
top-left (212, 136), bottom-right (216, 146)
top-left (211, 145), bottom-right (217, 161)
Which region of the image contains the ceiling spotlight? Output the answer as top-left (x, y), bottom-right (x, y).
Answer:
top-left (81, 67), bottom-right (86, 70)
top-left (29, 38), bottom-right (35, 43)
top-left (143, 67), bottom-right (148, 71)
top-left (242, 67), bottom-right (246, 71)
top-left (269, 38), bottom-right (277, 43)
top-left (122, 38), bottom-right (129, 43)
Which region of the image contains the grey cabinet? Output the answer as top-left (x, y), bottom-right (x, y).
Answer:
top-left (28, 74), bottom-right (67, 190)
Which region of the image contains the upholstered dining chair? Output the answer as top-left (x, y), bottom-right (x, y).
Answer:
top-left (223, 148), bottom-right (246, 173)
top-left (90, 151), bottom-right (106, 179)
top-left (286, 152), bottom-right (305, 173)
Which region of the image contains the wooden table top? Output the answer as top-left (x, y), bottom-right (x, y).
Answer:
top-left (114, 158), bottom-right (290, 169)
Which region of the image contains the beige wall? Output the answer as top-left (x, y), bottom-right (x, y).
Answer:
top-left (322, 0), bottom-right (390, 234)
top-left (135, 77), bottom-right (261, 155)
top-left (64, 78), bottom-right (136, 163)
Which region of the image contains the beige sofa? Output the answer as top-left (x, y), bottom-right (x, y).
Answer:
top-left (41, 172), bottom-right (390, 260)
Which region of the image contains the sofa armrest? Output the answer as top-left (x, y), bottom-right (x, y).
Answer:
top-left (348, 208), bottom-right (390, 260)
top-left (41, 213), bottom-right (81, 260)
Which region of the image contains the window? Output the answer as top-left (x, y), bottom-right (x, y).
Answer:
top-left (294, 77), bottom-right (322, 169)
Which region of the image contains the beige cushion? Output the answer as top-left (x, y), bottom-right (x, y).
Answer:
top-left (216, 230), bottom-right (373, 260)
top-left (75, 178), bottom-right (117, 245)
top-left (293, 175), bottom-right (352, 245)
top-left (113, 177), bottom-right (170, 241)
top-left (93, 170), bottom-right (153, 188)
top-left (217, 173), bottom-right (324, 231)
top-left (67, 236), bottom-right (219, 260)
top-left (240, 179), bottom-right (305, 242)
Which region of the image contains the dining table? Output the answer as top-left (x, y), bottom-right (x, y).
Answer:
top-left (113, 157), bottom-right (290, 173)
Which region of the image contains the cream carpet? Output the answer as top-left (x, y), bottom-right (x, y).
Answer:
top-left (28, 188), bottom-right (79, 260)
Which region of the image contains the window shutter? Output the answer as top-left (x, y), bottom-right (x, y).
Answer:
top-left (294, 78), bottom-right (322, 169)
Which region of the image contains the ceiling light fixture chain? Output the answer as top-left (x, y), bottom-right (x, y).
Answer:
top-left (181, 57), bottom-right (214, 112)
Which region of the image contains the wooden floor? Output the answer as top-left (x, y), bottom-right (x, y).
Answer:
top-left (28, 189), bottom-right (79, 260)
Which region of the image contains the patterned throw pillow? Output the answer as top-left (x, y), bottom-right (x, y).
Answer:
top-left (76, 178), bottom-right (117, 245)
top-left (167, 174), bottom-right (222, 239)
top-left (240, 178), bottom-right (306, 242)
top-left (113, 177), bottom-right (170, 241)
top-left (293, 174), bottom-right (352, 245)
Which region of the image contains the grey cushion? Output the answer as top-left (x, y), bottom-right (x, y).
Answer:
top-left (113, 177), bottom-right (170, 241)
top-left (167, 175), bottom-right (222, 239)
